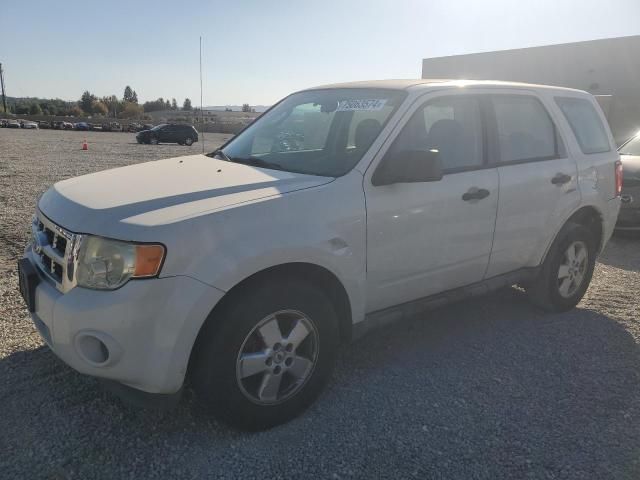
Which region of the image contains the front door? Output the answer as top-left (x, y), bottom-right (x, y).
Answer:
top-left (364, 92), bottom-right (499, 313)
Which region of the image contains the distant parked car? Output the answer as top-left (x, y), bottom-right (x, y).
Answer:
top-left (38, 121), bottom-right (52, 129)
top-left (52, 121), bottom-right (64, 130)
top-left (102, 122), bottom-right (122, 132)
top-left (127, 122), bottom-right (143, 132)
top-left (75, 122), bottom-right (90, 131)
top-left (617, 132), bottom-right (640, 230)
top-left (136, 123), bottom-right (198, 145)
top-left (0, 119), bottom-right (8, 127)
top-left (22, 121), bottom-right (39, 129)
top-left (143, 123), bottom-right (154, 130)
top-left (63, 122), bottom-right (73, 130)
top-left (7, 119), bottom-right (21, 128)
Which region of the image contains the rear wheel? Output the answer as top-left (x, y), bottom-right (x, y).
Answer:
top-left (526, 223), bottom-right (597, 312)
top-left (192, 279), bottom-right (339, 430)
top-left (184, 137), bottom-right (194, 146)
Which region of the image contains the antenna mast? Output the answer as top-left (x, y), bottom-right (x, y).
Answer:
top-left (200, 36), bottom-right (204, 153)
top-left (0, 63), bottom-right (7, 114)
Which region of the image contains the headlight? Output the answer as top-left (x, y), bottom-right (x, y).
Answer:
top-left (76, 236), bottom-right (165, 290)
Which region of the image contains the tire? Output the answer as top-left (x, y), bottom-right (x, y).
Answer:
top-left (136, 138), bottom-right (142, 144)
top-left (184, 137), bottom-right (193, 146)
top-left (192, 279), bottom-right (339, 430)
top-left (150, 137), bottom-right (159, 145)
top-left (526, 222), bottom-right (597, 312)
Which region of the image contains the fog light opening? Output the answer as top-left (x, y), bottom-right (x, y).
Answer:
top-left (77, 334), bottom-right (110, 365)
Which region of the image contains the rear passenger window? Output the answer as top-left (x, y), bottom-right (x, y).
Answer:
top-left (555, 97), bottom-right (611, 154)
top-left (492, 96), bottom-right (558, 163)
top-left (388, 95), bottom-right (484, 171)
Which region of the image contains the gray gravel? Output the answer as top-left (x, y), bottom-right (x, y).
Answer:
top-left (1, 128), bottom-right (639, 479)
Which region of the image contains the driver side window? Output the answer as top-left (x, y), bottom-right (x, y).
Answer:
top-left (388, 95), bottom-right (484, 172)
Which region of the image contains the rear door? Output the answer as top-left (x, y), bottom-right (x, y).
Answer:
top-left (364, 91), bottom-right (499, 312)
top-left (485, 91), bottom-right (581, 277)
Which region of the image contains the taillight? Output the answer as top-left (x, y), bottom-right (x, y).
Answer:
top-left (615, 160), bottom-right (623, 196)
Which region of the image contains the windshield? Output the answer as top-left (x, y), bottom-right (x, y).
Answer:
top-left (151, 124), bottom-right (166, 131)
top-left (619, 134), bottom-right (640, 156)
top-left (216, 88), bottom-right (406, 176)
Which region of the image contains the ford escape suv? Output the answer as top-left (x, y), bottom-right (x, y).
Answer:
top-left (19, 79), bottom-right (621, 430)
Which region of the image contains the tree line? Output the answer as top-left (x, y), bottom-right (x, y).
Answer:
top-left (2, 85), bottom-right (193, 118)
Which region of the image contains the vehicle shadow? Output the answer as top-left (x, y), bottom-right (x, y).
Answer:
top-left (1, 287), bottom-right (639, 478)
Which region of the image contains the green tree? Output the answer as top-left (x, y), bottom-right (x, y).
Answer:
top-left (242, 103), bottom-right (251, 112)
top-left (132, 90), bottom-right (138, 104)
top-left (29, 103), bottom-right (42, 115)
top-left (123, 86), bottom-right (134, 102)
top-left (121, 102), bottom-right (144, 118)
top-left (183, 98), bottom-right (192, 111)
top-left (91, 100), bottom-right (108, 116)
top-left (171, 98), bottom-right (178, 110)
top-left (80, 91), bottom-right (96, 114)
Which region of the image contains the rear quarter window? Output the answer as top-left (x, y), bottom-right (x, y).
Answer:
top-left (555, 97), bottom-right (611, 154)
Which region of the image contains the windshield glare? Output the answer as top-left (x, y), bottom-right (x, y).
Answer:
top-left (620, 134), bottom-right (640, 156)
top-left (218, 89), bottom-right (406, 177)
top-left (151, 124), bottom-right (166, 131)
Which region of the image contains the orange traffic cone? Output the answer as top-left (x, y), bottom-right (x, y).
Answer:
top-left (82, 139), bottom-right (88, 151)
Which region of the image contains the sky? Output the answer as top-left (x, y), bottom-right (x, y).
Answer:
top-left (3, 0), bottom-right (640, 106)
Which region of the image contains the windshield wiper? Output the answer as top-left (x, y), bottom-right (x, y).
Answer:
top-left (207, 149), bottom-right (231, 161)
top-left (230, 157), bottom-right (284, 171)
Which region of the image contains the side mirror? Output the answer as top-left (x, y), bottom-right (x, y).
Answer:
top-left (372, 149), bottom-right (443, 186)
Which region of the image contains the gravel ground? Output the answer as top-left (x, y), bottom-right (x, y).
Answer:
top-left (1, 128), bottom-right (639, 479)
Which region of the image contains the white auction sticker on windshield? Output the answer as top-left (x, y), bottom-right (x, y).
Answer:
top-left (336, 99), bottom-right (387, 111)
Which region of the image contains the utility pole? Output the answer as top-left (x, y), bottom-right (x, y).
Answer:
top-left (0, 63), bottom-right (7, 114)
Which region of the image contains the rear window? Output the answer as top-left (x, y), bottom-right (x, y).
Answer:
top-left (555, 97), bottom-right (611, 154)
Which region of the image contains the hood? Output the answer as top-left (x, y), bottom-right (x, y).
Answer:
top-left (39, 154), bottom-right (333, 237)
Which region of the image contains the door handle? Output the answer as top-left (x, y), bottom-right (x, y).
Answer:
top-left (462, 188), bottom-right (490, 201)
top-left (551, 173), bottom-right (572, 185)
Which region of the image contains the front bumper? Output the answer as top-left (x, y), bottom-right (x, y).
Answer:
top-left (23, 251), bottom-right (225, 395)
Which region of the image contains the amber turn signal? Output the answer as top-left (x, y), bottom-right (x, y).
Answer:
top-left (134, 245), bottom-right (165, 277)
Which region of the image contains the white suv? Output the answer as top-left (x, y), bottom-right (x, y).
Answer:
top-left (19, 80), bottom-right (622, 429)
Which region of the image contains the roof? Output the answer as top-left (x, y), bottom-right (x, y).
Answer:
top-left (308, 78), bottom-right (585, 94)
top-left (308, 79), bottom-right (451, 90)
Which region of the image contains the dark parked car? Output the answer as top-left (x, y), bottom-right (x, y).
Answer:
top-left (136, 123), bottom-right (198, 146)
top-left (75, 122), bottom-right (90, 131)
top-left (38, 121), bottom-right (52, 129)
top-left (617, 132), bottom-right (640, 230)
top-left (7, 119), bottom-right (21, 128)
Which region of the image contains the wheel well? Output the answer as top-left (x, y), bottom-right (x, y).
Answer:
top-left (566, 206), bottom-right (604, 252)
top-left (187, 263), bottom-right (353, 378)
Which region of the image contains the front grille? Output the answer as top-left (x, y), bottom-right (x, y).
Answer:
top-left (30, 212), bottom-right (80, 293)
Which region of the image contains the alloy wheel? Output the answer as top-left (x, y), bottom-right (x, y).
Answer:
top-left (235, 310), bottom-right (319, 405)
top-left (557, 240), bottom-right (588, 298)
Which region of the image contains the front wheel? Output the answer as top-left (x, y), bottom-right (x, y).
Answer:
top-left (184, 137), bottom-right (194, 146)
top-left (192, 279), bottom-right (339, 430)
top-left (526, 223), bottom-right (597, 312)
